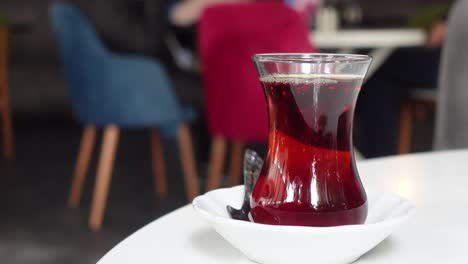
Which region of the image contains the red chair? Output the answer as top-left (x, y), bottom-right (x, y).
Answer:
top-left (199, 2), bottom-right (316, 190)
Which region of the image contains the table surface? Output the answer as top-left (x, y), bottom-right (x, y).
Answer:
top-left (98, 150), bottom-right (468, 263)
top-left (311, 28), bottom-right (426, 49)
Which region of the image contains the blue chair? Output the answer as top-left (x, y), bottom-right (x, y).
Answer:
top-left (49, 3), bottom-right (199, 231)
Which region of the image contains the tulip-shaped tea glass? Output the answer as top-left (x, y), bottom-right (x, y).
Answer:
top-left (251, 54), bottom-right (372, 227)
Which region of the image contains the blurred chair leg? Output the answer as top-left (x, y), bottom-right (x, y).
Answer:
top-left (414, 101), bottom-right (433, 122)
top-left (150, 129), bottom-right (168, 199)
top-left (0, 27), bottom-right (13, 161)
top-left (68, 125), bottom-right (96, 208)
top-left (228, 141), bottom-right (244, 186)
top-left (89, 125), bottom-right (119, 231)
top-left (0, 81), bottom-right (14, 161)
top-left (398, 102), bottom-right (413, 154)
top-left (206, 136), bottom-right (227, 191)
top-left (177, 123), bottom-right (200, 201)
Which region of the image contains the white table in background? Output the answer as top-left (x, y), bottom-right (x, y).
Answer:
top-left (98, 150), bottom-right (468, 264)
top-left (310, 29), bottom-right (427, 78)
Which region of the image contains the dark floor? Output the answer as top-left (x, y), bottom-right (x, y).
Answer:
top-left (0, 116), bottom-right (210, 264)
top-left (0, 112), bottom-right (433, 264)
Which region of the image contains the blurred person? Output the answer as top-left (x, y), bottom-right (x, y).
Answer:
top-left (169, 0), bottom-right (315, 27)
top-left (169, 0), bottom-right (251, 27)
top-left (62, 0), bottom-right (205, 110)
top-left (355, 4), bottom-right (451, 158)
top-left (71, 0), bottom-right (171, 62)
top-left (167, 0), bottom-right (253, 72)
top-left (167, 0), bottom-right (314, 71)
top-left (434, 0), bottom-right (468, 150)
top-left (285, 0), bottom-right (319, 20)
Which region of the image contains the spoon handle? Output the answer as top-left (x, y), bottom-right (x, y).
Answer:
top-left (243, 149), bottom-right (264, 202)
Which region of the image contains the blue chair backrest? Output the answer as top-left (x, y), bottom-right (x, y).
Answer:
top-left (50, 3), bottom-right (109, 121)
top-left (50, 3), bottom-right (108, 84)
top-left (50, 2), bottom-right (187, 128)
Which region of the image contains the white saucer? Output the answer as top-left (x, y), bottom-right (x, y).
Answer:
top-left (193, 186), bottom-right (414, 264)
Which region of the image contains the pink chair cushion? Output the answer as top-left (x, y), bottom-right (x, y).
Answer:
top-left (199, 2), bottom-right (317, 142)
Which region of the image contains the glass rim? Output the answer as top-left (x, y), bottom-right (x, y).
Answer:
top-left (252, 53), bottom-right (372, 64)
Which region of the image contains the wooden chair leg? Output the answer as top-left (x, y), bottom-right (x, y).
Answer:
top-left (0, 84), bottom-right (13, 161)
top-left (0, 101), bottom-right (13, 160)
top-left (177, 124), bottom-right (200, 201)
top-left (398, 102), bottom-right (413, 154)
top-left (206, 136), bottom-right (227, 191)
top-left (150, 129), bottom-right (167, 199)
top-left (89, 125), bottom-right (119, 231)
top-left (414, 101), bottom-right (432, 121)
top-left (68, 125), bottom-right (96, 208)
top-left (228, 141), bottom-right (244, 186)
top-left (0, 27), bottom-right (13, 161)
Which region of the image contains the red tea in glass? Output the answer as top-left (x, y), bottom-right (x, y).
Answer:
top-left (251, 54), bottom-right (371, 227)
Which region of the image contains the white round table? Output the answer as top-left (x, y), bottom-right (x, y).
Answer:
top-left (310, 29), bottom-right (427, 79)
top-left (98, 150), bottom-right (468, 263)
